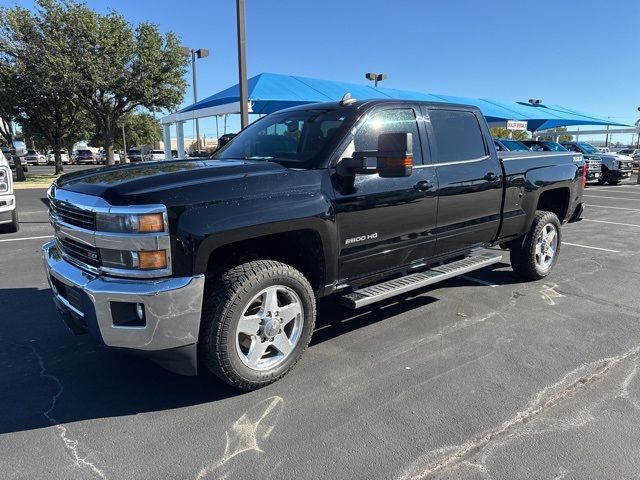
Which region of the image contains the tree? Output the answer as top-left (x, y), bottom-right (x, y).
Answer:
top-left (0, 63), bottom-right (28, 180)
top-left (0, 1), bottom-right (88, 174)
top-left (537, 127), bottom-right (573, 142)
top-left (68, 5), bottom-right (187, 165)
top-left (97, 112), bottom-right (161, 151)
top-left (490, 127), bottom-right (530, 140)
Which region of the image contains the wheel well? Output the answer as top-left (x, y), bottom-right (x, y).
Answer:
top-left (206, 230), bottom-right (325, 292)
top-left (537, 188), bottom-right (569, 222)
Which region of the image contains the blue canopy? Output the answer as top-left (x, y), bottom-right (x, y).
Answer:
top-left (168, 72), bottom-right (627, 131)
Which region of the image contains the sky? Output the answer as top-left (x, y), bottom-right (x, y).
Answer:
top-left (4, 0), bottom-right (640, 144)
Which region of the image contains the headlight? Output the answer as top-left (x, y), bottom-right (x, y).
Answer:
top-left (95, 212), bottom-right (165, 233)
top-left (0, 168), bottom-right (9, 193)
top-left (612, 160), bottom-right (620, 169)
top-left (100, 248), bottom-right (168, 270)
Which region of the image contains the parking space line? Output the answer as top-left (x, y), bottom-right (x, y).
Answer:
top-left (459, 275), bottom-right (498, 288)
top-left (0, 235), bottom-right (53, 243)
top-left (587, 188), bottom-right (640, 194)
top-left (582, 219), bottom-right (640, 228)
top-left (586, 205), bottom-right (640, 212)
top-left (563, 242), bottom-right (620, 253)
top-left (583, 194), bottom-right (640, 201)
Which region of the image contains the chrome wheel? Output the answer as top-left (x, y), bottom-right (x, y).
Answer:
top-left (535, 223), bottom-right (558, 271)
top-left (235, 285), bottom-right (304, 371)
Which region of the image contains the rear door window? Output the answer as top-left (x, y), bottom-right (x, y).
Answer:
top-left (428, 109), bottom-right (487, 163)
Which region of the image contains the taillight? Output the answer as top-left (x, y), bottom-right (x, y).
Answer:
top-left (581, 164), bottom-right (587, 189)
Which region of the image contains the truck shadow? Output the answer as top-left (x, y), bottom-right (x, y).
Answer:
top-left (0, 263), bottom-right (518, 435)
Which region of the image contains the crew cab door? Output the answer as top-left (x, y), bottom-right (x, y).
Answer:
top-left (421, 106), bottom-right (503, 256)
top-left (331, 106), bottom-right (438, 281)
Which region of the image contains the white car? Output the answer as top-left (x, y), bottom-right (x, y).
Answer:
top-left (97, 150), bottom-right (121, 164)
top-left (598, 147), bottom-right (611, 154)
top-left (149, 150), bottom-right (166, 161)
top-left (0, 146), bottom-right (19, 233)
top-left (46, 149), bottom-right (69, 165)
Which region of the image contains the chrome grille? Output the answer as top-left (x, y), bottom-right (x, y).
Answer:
top-left (50, 200), bottom-right (96, 230)
top-left (586, 160), bottom-right (601, 172)
top-left (58, 237), bottom-right (101, 268)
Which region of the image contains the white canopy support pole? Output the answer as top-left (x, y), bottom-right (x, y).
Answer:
top-left (163, 123), bottom-right (172, 161)
top-left (176, 121), bottom-right (186, 159)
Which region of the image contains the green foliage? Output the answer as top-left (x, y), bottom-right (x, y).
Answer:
top-left (537, 127), bottom-right (573, 142)
top-left (0, 0), bottom-right (89, 173)
top-left (66, 3), bottom-right (187, 164)
top-left (91, 112), bottom-right (162, 150)
top-left (0, 0), bottom-right (187, 168)
top-left (490, 127), bottom-right (530, 140)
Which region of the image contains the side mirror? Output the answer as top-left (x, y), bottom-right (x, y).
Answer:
top-left (12, 140), bottom-right (27, 157)
top-left (339, 132), bottom-right (413, 178)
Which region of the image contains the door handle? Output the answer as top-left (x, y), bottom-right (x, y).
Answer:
top-left (414, 180), bottom-right (433, 191)
top-left (484, 172), bottom-right (498, 182)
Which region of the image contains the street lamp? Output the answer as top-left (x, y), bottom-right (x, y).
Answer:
top-left (181, 46), bottom-right (209, 152)
top-left (237, 0), bottom-right (249, 129)
top-left (365, 72), bottom-right (387, 87)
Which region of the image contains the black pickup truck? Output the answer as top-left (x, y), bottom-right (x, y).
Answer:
top-left (43, 98), bottom-right (584, 389)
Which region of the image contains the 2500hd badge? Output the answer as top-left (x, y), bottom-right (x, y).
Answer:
top-left (345, 233), bottom-right (378, 244)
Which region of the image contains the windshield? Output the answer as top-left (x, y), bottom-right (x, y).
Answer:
top-left (500, 139), bottom-right (530, 151)
top-left (212, 108), bottom-right (351, 168)
top-left (577, 143), bottom-right (599, 154)
top-left (542, 141), bottom-right (568, 151)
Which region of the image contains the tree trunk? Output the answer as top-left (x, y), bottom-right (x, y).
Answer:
top-left (105, 117), bottom-right (115, 166)
top-left (14, 154), bottom-right (26, 182)
top-left (53, 140), bottom-right (64, 175)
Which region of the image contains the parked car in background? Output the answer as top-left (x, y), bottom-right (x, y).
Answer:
top-left (0, 141), bottom-right (23, 233)
top-left (127, 148), bottom-right (146, 162)
top-left (46, 149), bottom-right (69, 165)
top-left (493, 138), bottom-right (531, 152)
top-left (97, 149), bottom-right (122, 164)
top-left (562, 142), bottom-right (633, 184)
top-left (25, 150), bottom-right (46, 165)
top-left (617, 148), bottom-right (640, 167)
top-left (523, 140), bottom-right (602, 182)
top-left (75, 149), bottom-right (97, 165)
top-left (598, 147), bottom-right (611, 154)
top-left (1, 147), bottom-right (28, 172)
top-left (149, 150), bottom-right (165, 161)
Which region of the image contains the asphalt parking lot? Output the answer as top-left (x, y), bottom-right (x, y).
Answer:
top-left (1, 179), bottom-right (640, 479)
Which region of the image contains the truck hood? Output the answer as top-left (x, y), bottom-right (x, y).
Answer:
top-left (56, 159), bottom-right (287, 204)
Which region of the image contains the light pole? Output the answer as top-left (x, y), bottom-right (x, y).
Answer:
top-left (237, 0), bottom-right (249, 129)
top-left (365, 72), bottom-right (387, 87)
top-left (181, 46), bottom-right (209, 151)
top-left (636, 107), bottom-right (640, 184)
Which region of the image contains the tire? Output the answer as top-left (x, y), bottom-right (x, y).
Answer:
top-left (608, 179), bottom-right (620, 185)
top-left (597, 167), bottom-right (609, 185)
top-left (509, 210), bottom-right (561, 280)
top-left (0, 210), bottom-right (19, 234)
top-left (199, 260), bottom-right (316, 390)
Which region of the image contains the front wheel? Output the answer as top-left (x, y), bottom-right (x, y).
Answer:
top-left (0, 209), bottom-right (19, 234)
top-left (199, 260), bottom-right (316, 390)
top-left (509, 211), bottom-right (561, 280)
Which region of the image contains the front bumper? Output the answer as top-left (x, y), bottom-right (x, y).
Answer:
top-left (610, 169), bottom-right (633, 181)
top-left (42, 241), bottom-right (205, 375)
top-left (586, 171), bottom-right (600, 181)
top-left (0, 194), bottom-right (16, 221)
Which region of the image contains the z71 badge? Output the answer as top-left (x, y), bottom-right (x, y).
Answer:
top-left (345, 233), bottom-right (378, 245)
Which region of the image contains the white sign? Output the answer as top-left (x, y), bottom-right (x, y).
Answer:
top-left (506, 120), bottom-right (528, 131)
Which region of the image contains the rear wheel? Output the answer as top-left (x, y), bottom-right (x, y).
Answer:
top-left (0, 209), bottom-right (19, 234)
top-left (199, 260), bottom-right (316, 390)
top-left (509, 210), bottom-right (561, 280)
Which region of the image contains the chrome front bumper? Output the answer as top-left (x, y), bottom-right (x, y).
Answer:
top-left (42, 241), bottom-right (205, 375)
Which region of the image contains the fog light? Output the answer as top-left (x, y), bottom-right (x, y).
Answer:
top-left (136, 303), bottom-right (145, 321)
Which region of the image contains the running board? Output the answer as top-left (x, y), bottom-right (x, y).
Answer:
top-left (341, 253), bottom-right (502, 309)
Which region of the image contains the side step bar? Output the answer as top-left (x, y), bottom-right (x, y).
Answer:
top-left (341, 253), bottom-right (502, 309)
